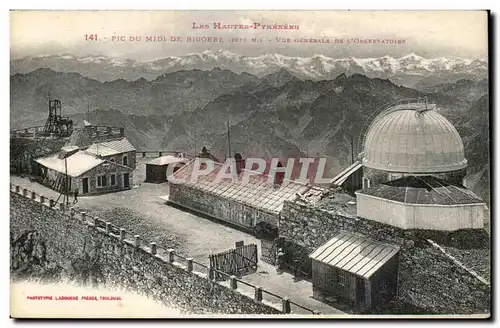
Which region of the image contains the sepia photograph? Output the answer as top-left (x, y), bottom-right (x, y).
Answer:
top-left (8, 9), bottom-right (491, 319)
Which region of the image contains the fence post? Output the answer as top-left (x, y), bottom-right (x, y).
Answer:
top-left (282, 298), bottom-right (291, 314)
top-left (186, 258), bottom-right (193, 272)
top-left (49, 199), bottom-right (54, 207)
top-left (150, 242), bottom-right (157, 255)
top-left (22, 188), bottom-right (27, 197)
top-left (59, 202), bottom-right (64, 211)
top-left (15, 185), bottom-right (20, 193)
top-left (229, 276), bottom-right (237, 290)
top-left (134, 235), bottom-right (140, 248)
top-left (40, 195), bottom-right (45, 204)
top-left (254, 286), bottom-right (263, 302)
top-left (31, 191), bottom-right (36, 200)
top-left (105, 222), bottom-right (111, 234)
top-left (159, 151), bottom-right (162, 157)
top-left (142, 152), bottom-right (146, 157)
top-left (208, 267), bottom-right (215, 281)
top-left (120, 228), bottom-right (126, 241)
top-left (167, 249), bottom-right (175, 263)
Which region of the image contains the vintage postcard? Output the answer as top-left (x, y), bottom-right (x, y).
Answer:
top-left (9, 10), bottom-right (491, 318)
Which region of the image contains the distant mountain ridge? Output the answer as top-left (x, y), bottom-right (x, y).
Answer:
top-left (10, 68), bottom-right (489, 184)
top-left (11, 50), bottom-right (488, 88)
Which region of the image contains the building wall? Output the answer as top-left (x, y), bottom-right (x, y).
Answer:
top-left (280, 200), bottom-right (490, 314)
top-left (102, 150), bottom-right (136, 170)
top-left (146, 164), bottom-right (167, 183)
top-left (169, 183), bottom-right (279, 230)
top-left (355, 194), bottom-right (408, 228)
top-left (356, 193), bottom-right (486, 231)
top-left (76, 163), bottom-right (134, 195)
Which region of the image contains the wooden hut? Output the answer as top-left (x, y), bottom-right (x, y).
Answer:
top-left (309, 232), bottom-right (400, 312)
top-left (145, 155), bottom-right (188, 183)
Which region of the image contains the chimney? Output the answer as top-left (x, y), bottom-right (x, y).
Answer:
top-left (274, 161), bottom-right (285, 186)
top-left (234, 153), bottom-right (245, 175)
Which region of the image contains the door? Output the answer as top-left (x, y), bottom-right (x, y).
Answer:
top-left (123, 173), bottom-right (130, 188)
top-left (82, 178), bottom-right (89, 194)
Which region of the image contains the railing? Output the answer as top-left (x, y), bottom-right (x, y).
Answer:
top-left (77, 126), bottom-right (124, 139)
top-left (9, 183), bottom-right (321, 315)
top-left (10, 126), bottom-right (68, 139)
top-left (136, 150), bottom-right (192, 159)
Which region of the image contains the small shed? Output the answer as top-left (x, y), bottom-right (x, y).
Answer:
top-left (145, 155), bottom-right (188, 183)
top-left (310, 232), bottom-right (400, 312)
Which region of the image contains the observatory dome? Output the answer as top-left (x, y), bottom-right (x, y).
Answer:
top-left (362, 104), bottom-right (467, 173)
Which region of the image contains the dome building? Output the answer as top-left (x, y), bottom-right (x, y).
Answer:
top-left (360, 99), bottom-right (468, 188)
top-left (355, 99), bottom-right (487, 231)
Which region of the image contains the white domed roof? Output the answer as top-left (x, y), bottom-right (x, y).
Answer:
top-left (362, 104), bottom-right (467, 173)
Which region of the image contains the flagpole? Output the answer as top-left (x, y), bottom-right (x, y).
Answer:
top-left (227, 116), bottom-right (231, 158)
top-left (65, 157), bottom-right (68, 205)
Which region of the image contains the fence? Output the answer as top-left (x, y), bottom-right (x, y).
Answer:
top-left (137, 150), bottom-right (190, 159)
top-left (9, 183), bottom-right (321, 315)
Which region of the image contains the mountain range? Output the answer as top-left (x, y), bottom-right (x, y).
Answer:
top-left (10, 67), bottom-right (490, 204)
top-left (11, 51), bottom-right (488, 88)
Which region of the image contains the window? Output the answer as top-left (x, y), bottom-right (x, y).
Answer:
top-left (337, 270), bottom-right (349, 287)
top-left (110, 174), bottom-right (116, 186)
top-left (122, 155), bottom-right (128, 166)
top-left (97, 175), bottom-right (107, 188)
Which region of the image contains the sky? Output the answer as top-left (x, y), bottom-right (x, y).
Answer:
top-left (10, 10), bottom-right (489, 61)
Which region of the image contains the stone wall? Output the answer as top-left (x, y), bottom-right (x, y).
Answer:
top-left (103, 150), bottom-right (137, 170)
top-left (81, 161), bottom-right (134, 195)
top-left (169, 183), bottom-right (278, 231)
top-left (280, 200), bottom-right (491, 314)
top-left (10, 192), bottom-right (283, 315)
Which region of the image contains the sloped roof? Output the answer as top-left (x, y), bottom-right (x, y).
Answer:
top-left (35, 151), bottom-right (104, 177)
top-left (170, 159), bottom-right (326, 214)
top-left (86, 138), bottom-right (136, 157)
top-left (147, 155), bottom-right (188, 166)
top-left (356, 175), bottom-right (484, 205)
top-left (310, 232), bottom-right (400, 279)
top-left (331, 160), bottom-right (362, 186)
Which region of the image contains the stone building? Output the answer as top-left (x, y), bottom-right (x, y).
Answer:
top-left (34, 146), bottom-right (134, 195)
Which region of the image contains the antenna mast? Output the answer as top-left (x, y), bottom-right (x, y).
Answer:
top-left (194, 129), bottom-right (197, 157)
top-left (227, 115), bottom-right (232, 158)
top-left (351, 134), bottom-right (355, 164)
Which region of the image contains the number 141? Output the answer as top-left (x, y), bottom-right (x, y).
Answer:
top-left (85, 34), bottom-right (98, 41)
